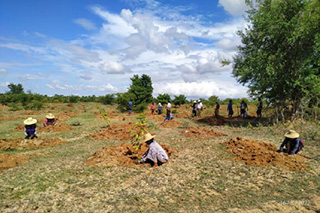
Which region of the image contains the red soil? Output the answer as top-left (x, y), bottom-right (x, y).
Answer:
top-left (0, 138), bottom-right (67, 150)
top-left (56, 111), bottom-right (79, 121)
top-left (221, 137), bottom-right (307, 171)
top-left (159, 120), bottom-right (182, 128)
top-left (85, 143), bottom-right (174, 167)
top-left (0, 153), bottom-right (29, 170)
top-left (197, 117), bottom-right (225, 125)
top-left (89, 123), bottom-right (134, 140)
top-left (180, 127), bottom-right (227, 138)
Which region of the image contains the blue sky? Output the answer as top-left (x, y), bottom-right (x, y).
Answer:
top-left (0, 0), bottom-right (250, 99)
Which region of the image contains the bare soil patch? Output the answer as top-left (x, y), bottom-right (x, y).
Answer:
top-left (159, 120), bottom-right (182, 128)
top-left (85, 143), bottom-right (174, 167)
top-left (0, 138), bottom-right (67, 150)
top-left (221, 137), bottom-right (307, 171)
top-left (197, 117), bottom-right (225, 126)
top-left (0, 153), bottom-right (29, 170)
top-left (180, 127), bottom-right (226, 138)
top-left (15, 123), bottom-right (73, 132)
top-left (89, 123), bottom-right (134, 140)
top-left (57, 111), bottom-right (79, 121)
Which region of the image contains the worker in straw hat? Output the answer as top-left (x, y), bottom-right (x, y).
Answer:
top-left (138, 133), bottom-right (169, 167)
top-left (44, 113), bottom-right (57, 127)
top-left (278, 130), bottom-right (304, 155)
top-left (24, 117), bottom-right (38, 139)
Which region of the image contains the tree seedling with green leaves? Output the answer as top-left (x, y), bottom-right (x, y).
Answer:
top-left (100, 108), bottom-right (111, 127)
top-left (128, 113), bottom-right (149, 157)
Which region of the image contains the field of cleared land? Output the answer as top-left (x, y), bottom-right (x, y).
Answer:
top-left (0, 103), bottom-right (319, 212)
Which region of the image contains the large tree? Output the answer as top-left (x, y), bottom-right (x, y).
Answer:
top-left (233, 0), bottom-right (320, 121)
top-left (116, 74), bottom-right (153, 112)
top-left (7, 83), bottom-right (24, 94)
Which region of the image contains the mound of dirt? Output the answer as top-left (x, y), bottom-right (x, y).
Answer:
top-left (0, 138), bottom-right (67, 150)
top-left (39, 123), bottom-right (73, 132)
top-left (15, 123), bottom-right (73, 132)
top-left (89, 123), bottom-right (134, 140)
top-left (221, 137), bottom-right (307, 171)
top-left (85, 143), bottom-right (174, 167)
top-left (197, 117), bottom-right (225, 126)
top-left (0, 153), bottom-right (29, 170)
top-left (159, 120), bottom-right (182, 128)
top-left (181, 127), bottom-right (226, 138)
top-left (57, 111), bottom-right (79, 121)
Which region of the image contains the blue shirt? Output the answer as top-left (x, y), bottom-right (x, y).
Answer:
top-left (280, 138), bottom-right (300, 155)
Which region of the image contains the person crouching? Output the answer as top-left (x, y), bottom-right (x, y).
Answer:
top-left (24, 117), bottom-right (38, 139)
top-left (44, 113), bottom-right (57, 127)
top-left (278, 130), bottom-right (304, 155)
top-left (138, 133), bottom-right (169, 167)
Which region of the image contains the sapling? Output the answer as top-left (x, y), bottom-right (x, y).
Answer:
top-left (128, 113), bottom-right (149, 157)
top-left (100, 109), bottom-right (111, 127)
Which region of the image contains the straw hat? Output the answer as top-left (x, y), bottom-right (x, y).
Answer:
top-left (24, 117), bottom-right (37, 125)
top-left (46, 113), bottom-right (55, 119)
top-left (142, 133), bottom-right (156, 143)
top-left (284, 130), bottom-right (299, 139)
top-left (193, 100), bottom-right (196, 103)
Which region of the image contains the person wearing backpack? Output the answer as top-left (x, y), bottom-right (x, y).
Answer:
top-left (278, 130), bottom-right (304, 155)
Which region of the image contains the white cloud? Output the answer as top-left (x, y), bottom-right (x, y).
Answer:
top-left (0, 68), bottom-right (7, 73)
top-left (218, 0), bottom-right (249, 16)
top-left (154, 81), bottom-right (247, 99)
top-left (74, 18), bottom-right (97, 31)
top-left (46, 81), bottom-right (118, 92)
top-left (99, 61), bottom-right (130, 74)
top-left (34, 32), bottom-right (47, 38)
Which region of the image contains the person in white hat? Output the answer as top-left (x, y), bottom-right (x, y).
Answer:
top-left (158, 103), bottom-right (162, 115)
top-left (44, 113), bottom-right (57, 127)
top-left (197, 100), bottom-right (203, 117)
top-left (23, 117), bottom-right (38, 139)
top-left (138, 133), bottom-right (169, 167)
top-left (278, 130), bottom-right (304, 155)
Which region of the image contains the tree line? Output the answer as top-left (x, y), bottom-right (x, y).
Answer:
top-left (0, 82), bottom-right (255, 112)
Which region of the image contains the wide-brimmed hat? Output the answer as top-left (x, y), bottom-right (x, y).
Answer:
top-left (198, 100), bottom-right (201, 102)
top-left (46, 113), bottom-right (55, 119)
top-left (193, 100), bottom-right (196, 103)
top-left (284, 130), bottom-right (299, 139)
top-left (24, 117), bottom-right (37, 125)
top-left (142, 133), bottom-right (156, 143)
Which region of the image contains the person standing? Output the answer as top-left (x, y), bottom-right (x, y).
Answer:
top-left (257, 98), bottom-right (263, 118)
top-left (150, 103), bottom-right (156, 115)
top-left (214, 101), bottom-right (220, 118)
top-left (158, 103), bottom-right (162, 115)
top-left (128, 100), bottom-right (133, 115)
top-left (227, 100), bottom-right (234, 118)
top-left (197, 100), bottom-right (203, 117)
top-left (240, 100), bottom-right (248, 118)
top-left (165, 101), bottom-right (172, 120)
top-left (192, 101), bottom-right (197, 117)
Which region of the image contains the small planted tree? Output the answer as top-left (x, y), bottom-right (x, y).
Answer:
top-left (128, 113), bottom-right (148, 154)
top-left (100, 108), bottom-right (111, 127)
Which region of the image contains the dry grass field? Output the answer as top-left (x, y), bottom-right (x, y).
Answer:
top-left (0, 103), bottom-right (319, 212)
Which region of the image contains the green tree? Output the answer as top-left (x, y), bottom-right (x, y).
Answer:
top-left (173, 94), bottom-right (187, 106)
top-left (156, 93), bottom-right (171, 105)
top-left (128, 74), bottom-right (153, 105)
top-left (7, 83), bottom-right (24, 94)
top-left (233, 0), bottom-right (320, 121)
